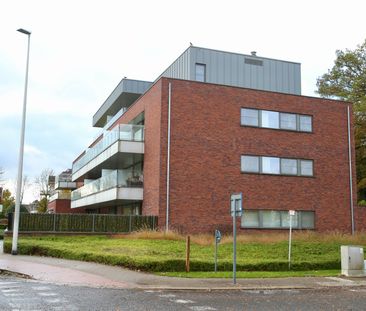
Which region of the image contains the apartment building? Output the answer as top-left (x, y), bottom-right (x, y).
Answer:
top-left (65, 46), bottom-right (362, 233)
top-left (48, 169), bottom-right (80, 213)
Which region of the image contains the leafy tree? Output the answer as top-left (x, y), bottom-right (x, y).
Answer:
top-left (1, 189), bottom-right (15, 217)
top-left (36, 197), bottom-right (48, 213)
top-left (316, 39), bottom-right (366, 200)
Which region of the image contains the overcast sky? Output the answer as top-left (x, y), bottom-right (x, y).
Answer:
top-left (1, 0), bottom-right (365, 203)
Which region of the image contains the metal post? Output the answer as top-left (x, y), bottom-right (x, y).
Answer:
top-left (214, 236), bottom-right (218, 272)
top-left (129, 215), bottom-right (132, 233)
top-left (288, 214), bottom-right (292, 270)
top-left (92, 214), bottom-right (95, 232)
top-left (53, 214), bottom-right (56, 232)
top-left (233, 215), bottom-right (237, 284)
top-left (347, 106), bottom-right (355, 235)
top-left (165, 82), bottom-right (172, 232)
top-left (12, 28), bottom-right (31, 255)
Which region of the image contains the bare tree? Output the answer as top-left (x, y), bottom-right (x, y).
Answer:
top-left (13, 175), bottom-right (32, 204)
top-left (0, 167), bottom-right (4, 186)
top-left (20, 175), bottom-right (31, 203)
top-left (34, 168), bottom-right (55, 199)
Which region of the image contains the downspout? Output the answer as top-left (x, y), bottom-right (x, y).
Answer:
top-left (347, 105), bottom-right (355, 235)
top-left (166, 82), bottom-right (172, 232)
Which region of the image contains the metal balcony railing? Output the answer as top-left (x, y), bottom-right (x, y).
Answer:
top-left (71, 169), bottom-right (143, 201)
top-left (72, 124), bottom-right (144, 173)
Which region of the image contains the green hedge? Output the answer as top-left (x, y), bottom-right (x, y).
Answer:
top-left (7, 213), bottom-right (157, 233)
top-left (2, 239), bottom-right (341, 272)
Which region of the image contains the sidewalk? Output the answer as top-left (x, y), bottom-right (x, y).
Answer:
top-left (1, 252), bottom-right (366, 290)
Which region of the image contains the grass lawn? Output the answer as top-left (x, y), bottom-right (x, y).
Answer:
top-left (3, 231), bottom-right (366, 276)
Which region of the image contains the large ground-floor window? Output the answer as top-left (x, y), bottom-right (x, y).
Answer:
top-left (241, 210), bottom-right (315, 229)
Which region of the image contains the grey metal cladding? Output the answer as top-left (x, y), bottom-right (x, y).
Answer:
top-left (157, 47), bottom-right (191, 81)
top-left (161, 46), bottom-right (301, 95)
top-left (93, 79), bottom-right (152, 127)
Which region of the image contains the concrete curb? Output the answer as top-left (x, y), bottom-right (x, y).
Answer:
top-left (0, 269), bottom-right (33, 280)
top-left (135, 284), bottom-right (366, 291)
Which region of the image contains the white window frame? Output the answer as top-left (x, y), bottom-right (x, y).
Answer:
top-left (195, 63), bottom-right (206, 82)
top-left (241, 210), bottom-right (315, 229)
top-left (241, 155), bottom-right (314, 177)
top-left (240, 108), bottom-right (312, 133)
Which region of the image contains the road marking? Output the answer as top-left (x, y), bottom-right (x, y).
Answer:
top-left (1, 289), bottom-right (20, 293)
top-left (159, 294), bottom-right (176, 298)
top-left (174, 299), bottom-right (195, 304)
top-left (38, 292), bottom-right (58, 296)
top-left (32, 286), bottom-right (52, 291)
top-left (0, 282), bottom-right (19, 285)
top-left (189, 306), bottom-right (217, 311)
top-left (3, 293), bottom-right (24, 297)
top-left (144, 290), bottom-right (161, 293)
top-left (44, 298), bottom-right (69, 304)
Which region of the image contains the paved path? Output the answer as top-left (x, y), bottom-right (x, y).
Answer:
top-left (1, 251), bottom-right (366, 290)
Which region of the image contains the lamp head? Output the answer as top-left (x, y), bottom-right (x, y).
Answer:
top-left (17, 28), bottom-right (31, 35)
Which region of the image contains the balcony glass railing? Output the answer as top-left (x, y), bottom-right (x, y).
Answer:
top-left (72, 124), bottom-right (144, 173)
top-left (71, 169), bottom-right (143, 201)
top-left (49, 191), bottom-right (72, 201)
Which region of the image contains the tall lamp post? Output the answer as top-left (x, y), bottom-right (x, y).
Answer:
top-left (12, 28), bottom-right (31, 255)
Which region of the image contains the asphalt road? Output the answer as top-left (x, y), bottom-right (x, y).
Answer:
top-left (1, 275), bottom-right (366, 311)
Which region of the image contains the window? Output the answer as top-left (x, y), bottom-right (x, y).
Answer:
top-left (262, 210), bottom-right (281, 228)
top-left (241, 210), bottom-right (259, 227)
top-left (240, 108), bottom-right (312, 133)
top-left (241, 155), bottom-right (259, 173)
top-left (299, 115), bottom-right (312, 132)
top-left (262, 157), bottom-right (280, 174)
top-left (261, 110), bottom-right (279, 129)
top-left (195, 63), bottom-right (206, 82)
top-left (241, 155), bottom-right (314, 177)
top-left (241, 108), bottom-right (259, 127)
top-left (281, 159), bottom-right (298, 175)
top-left (300, 160), bottom-right (313, 176)
top-left (281, 211), bottom-right (299, 228)
top-left (241, 210), bottom-right (315, 229)
top-left (280, 113), bottom-right (297, 130)
top-left (300, 211), bottom-right (315, 228)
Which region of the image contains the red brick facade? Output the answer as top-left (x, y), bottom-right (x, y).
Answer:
top-left (47, 199), bottom-right (84, 214)
top-left (112, 77), bottom-right (365, 233)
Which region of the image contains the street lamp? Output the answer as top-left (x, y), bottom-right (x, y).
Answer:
top-left (12, 28), bottom-right (31, 255)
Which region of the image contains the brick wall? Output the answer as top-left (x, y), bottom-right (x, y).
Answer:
top-left (48, 199), bottom-right (84, 214)
top-left (112, 80), bottom-right (164, 217)
top-left (158, 78), bottom-right (356, 233)
top-left (355, 206), bottom-right (366, 231)
top-left (100, 77), bottom-right (357, 234)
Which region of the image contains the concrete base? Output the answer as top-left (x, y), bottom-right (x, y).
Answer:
top-left (341, 269), bottom-right (366, 277)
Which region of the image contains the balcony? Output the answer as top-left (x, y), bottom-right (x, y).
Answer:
top-left (49, 191), bottom-right (72, 202)
top-left (93, 78), bottom-right (152, 127)
top-left (71, 169), bottom-right (143, 209)
top-left (72, 124), bottom-right (144, 181)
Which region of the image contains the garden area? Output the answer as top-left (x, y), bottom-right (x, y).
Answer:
top-left (3, 231), bottom-right (366, 278)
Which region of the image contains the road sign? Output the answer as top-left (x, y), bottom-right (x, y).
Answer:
top-left (230, 193), bottom-right (242, 217)
top-left (214, 229), bottom-right (221, 272)
top-left (215, 229), bottom-right (222, 243)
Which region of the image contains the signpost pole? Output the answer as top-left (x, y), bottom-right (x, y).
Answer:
top-left (233, 213), bottom-right (237, 284)
top-left (288, 211), bottom-right (294, 270)
top-left (230, 193), bottom-right (242, 285)
top-left (215, 233), bottom-right (218, 272)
